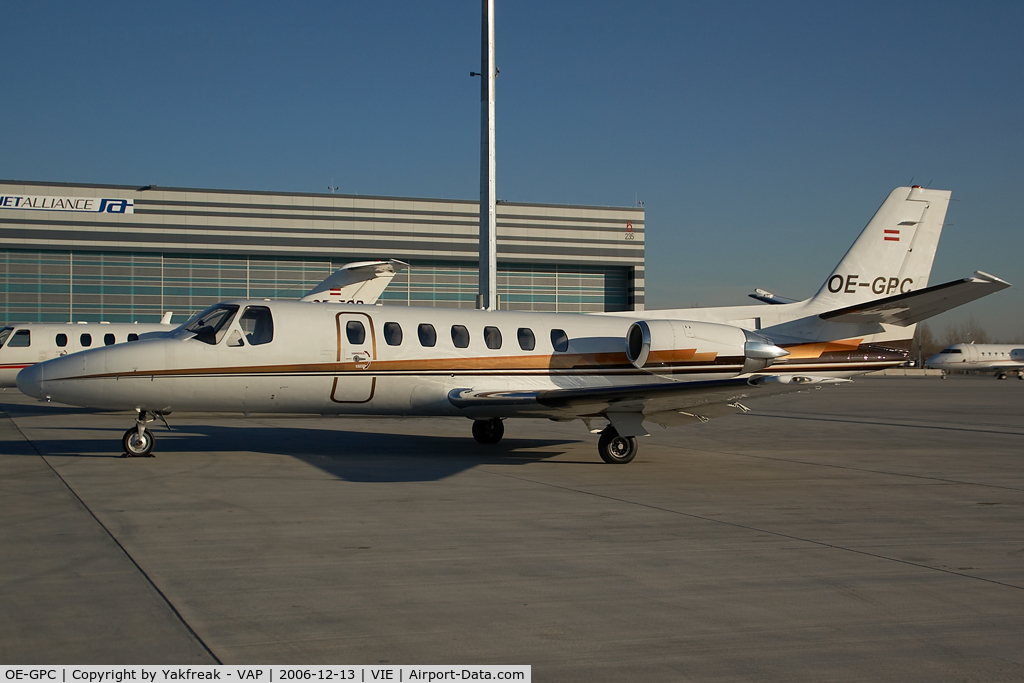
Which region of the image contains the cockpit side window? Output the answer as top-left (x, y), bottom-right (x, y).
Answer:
top-left (239, 306), bottom-right (274, 345)
top-left (940, 348), bottom-right (962, 354)
top-left (0, 327), bottom-right (15, 348)
top-left (185, 305), bottom-right (239, 345)
top-left (8, 329), bottom-right (31, 348)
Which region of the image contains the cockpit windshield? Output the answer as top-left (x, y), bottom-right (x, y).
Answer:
top-left (0, 327), bottom-right (12, 349)
top-left (184, 305), bottom-right (239, 345)
top-left (939, 348), bottom-right (962, 354)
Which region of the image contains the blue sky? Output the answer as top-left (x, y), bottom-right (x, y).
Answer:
top-left (2, 1), bottom-right (1022, 338)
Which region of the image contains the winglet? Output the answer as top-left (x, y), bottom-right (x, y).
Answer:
top-left (159, 312), bottom-right (173, 325)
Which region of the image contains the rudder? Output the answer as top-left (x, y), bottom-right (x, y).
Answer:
top-left (807, 186), bottom-right (951, 313)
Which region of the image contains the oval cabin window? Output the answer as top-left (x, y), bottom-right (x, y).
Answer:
top-left (451, 325), bottom-right (470, 349)
top-left (418, 324), bottom-right (437, 347)
top-left (384, 322), bottom-right (403, 346)
top-left (346, 320), bottom-right (366, 345)
top-left (517, 328), bottom-right (535, 351)
top-left (550, 328), bottom-right (568, 352)
top-left (483, 326), bottom-right (502, 350)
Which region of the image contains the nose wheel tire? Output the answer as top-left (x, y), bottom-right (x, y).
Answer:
top-left (598, 426), bottom-right (638, 464)
top-left (472, 418), bottom-right (504, 444)
top-left (122, 427), bottom-right (155, 457)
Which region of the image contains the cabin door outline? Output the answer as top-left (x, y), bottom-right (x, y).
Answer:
top-left (331, 312), bottom-right (377, 403)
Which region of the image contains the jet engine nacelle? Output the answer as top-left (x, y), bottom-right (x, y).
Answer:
top-left (625, 320), bottom-right (789, 374)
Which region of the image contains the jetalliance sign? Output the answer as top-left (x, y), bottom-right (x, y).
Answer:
top-left (0, 195), bottom-right (133, 214)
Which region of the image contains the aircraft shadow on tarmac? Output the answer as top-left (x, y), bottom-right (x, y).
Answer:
top-left (2, 402), bottom-right (585, 482)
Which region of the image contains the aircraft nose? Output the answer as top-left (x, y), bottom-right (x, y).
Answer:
top-left (16, 362), bottom-right (45, 399)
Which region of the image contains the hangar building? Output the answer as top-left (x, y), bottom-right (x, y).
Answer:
top-left (0, 180), bottom-right (644, 324)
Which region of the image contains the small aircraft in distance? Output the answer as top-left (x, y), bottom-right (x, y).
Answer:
top-left (0, 260), bottom-right (407, 389)
top-left (17, 187), bottom-right (1012, 463)
top-left (927, 343), bottom-right (1024, 379)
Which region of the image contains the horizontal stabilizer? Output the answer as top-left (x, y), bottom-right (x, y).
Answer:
top-left (819, 271), bottom-right (1011, 327)
top-left (301, 260), bottom-right (408, 304)
top-left (749, 288), bottom-right (799, 305)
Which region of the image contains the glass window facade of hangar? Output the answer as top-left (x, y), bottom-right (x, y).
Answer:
top-left (0, 250), bottom-right (630, 323)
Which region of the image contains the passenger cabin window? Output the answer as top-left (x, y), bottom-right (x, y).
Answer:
top-left (551, 328), bottom-right (568, 352)
top-left (0, 327), bottom-right (12, 348)
top-left (127, 333), bottom-right (139, 342)
top-left (104, 333), bottom-right (116, 346)
top-left (451, 325), bottom-right (470, 349)
top-left (517, 328), bottom-right (535, 351)
top-left (239, 306), bottom-right (274, 345)
top-left (483, 326), bottom-right (502, 350)
top-left (418, 324), bottom-right (437, 347)
top-left (384, 322), bottom-right (403, 346)
top-left (80, 333), bottom-right (92, 347)
top-left (346, 320), bottom-right (366, 345)
top-left (55, 333), bottom-right (68, 347)
top-left (185, 305), bottom-right (239, 345)
top-left (9, 329), bottom-right (31, 347)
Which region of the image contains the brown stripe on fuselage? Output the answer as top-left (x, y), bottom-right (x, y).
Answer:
top-left (781, 338), bottom-right (863, 360)
top-left (66, 350), bottom-right (746, 381)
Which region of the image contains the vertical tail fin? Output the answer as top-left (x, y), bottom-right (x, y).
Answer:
top-left (807, 186), bottom-right (951, 312)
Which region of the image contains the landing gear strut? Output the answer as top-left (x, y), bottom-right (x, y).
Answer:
top-left (472, 417), bottom-right (504, 444)
top-left (121, 410), bottom-right (161, 457)
top-left (598, 426), bottom-right (638, 464)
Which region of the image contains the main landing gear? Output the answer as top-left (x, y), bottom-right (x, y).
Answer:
top-left (472, 417), bottom-right (504, 444)
top-left (597, 426), bottom-right (638, 464)
top-left (121, 410), bottom-right (167, 457)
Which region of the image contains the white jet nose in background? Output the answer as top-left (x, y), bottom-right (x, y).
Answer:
top-left (16, 362), bottom-right (45, 399)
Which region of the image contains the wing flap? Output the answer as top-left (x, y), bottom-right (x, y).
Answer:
top-left (819, 271), bottom-right (1011, 326)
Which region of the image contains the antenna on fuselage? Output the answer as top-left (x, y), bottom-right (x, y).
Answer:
top-left (472, 0), bottom-right (498, 310)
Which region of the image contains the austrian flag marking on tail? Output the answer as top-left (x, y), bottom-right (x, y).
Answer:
top-left (884, 229), bottom-right (900, 242)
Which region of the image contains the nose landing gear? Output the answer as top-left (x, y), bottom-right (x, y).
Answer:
top-left (121, 410), bottom-right (167, 457)
top-left (122, 426), bottom-right (155, 457)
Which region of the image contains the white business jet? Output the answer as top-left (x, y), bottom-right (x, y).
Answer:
top-left (16, 187), bottom-right (1011, 463)
top-left (0, 260), bottom-right (406, 388)
top-left (927, 343), bottom-right (1024, 379)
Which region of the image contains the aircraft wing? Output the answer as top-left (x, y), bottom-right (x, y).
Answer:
top-left (301, 260), bottom-right (408, 304)
top-left (448, 374), bottom-right (849, 435)
top-left (818, 271), bottom-right (1011, 327)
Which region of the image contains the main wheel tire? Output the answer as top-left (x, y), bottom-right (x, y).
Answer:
top-left (122, 427), bottom-right (155, 457)
top-left (598, 426), bottom-right (638, 464)
top-left (997, 373), bottom-right (1007, 380)
top-left (472, 418), bottom-right (504, 444)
